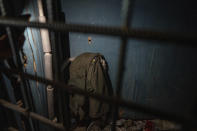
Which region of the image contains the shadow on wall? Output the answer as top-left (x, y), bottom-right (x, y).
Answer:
top-left (61, 0), bottom-right (197, 119)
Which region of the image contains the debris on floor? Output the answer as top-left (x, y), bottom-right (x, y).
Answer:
top-left (73, 119), bottom-right (181, 131)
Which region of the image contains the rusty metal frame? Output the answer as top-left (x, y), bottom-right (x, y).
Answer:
top-left (0, 0), bottom-right (197, 130)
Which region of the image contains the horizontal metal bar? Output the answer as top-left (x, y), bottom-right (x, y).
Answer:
top-left (0, 16), bottom-right (197, 46)
top-left (0, 67), bottom-right (196, 128)
top-left (7, 127), bottom-right (19, 131)
top-left (0, 99), bottom-right (65, 131)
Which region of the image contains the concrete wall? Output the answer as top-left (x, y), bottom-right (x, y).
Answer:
top-left (61, 0), bottom-right (197, 118)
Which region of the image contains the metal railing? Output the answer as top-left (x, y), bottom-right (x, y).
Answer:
top-left (0, 0), bottom-right (196, 131)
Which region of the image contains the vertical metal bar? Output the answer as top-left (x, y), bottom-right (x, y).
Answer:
top-left (46, 0), bottom-right (70, 129)
top-left (45, 0), bottom-right (62, 123)
top-left (112, 0), bottom-right (135, 130)
top-left (0, 0), bottom-right (34, 130)
top-left (56, 3), bottom-right (71, 130)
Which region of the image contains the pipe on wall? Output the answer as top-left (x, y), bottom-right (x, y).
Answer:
top-left (37, 0), bottom-right (54, 120)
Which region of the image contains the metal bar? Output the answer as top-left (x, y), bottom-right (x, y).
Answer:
top-left (0, 99), bottom-right (65, 131)
top-left (0, 67), bottom-right (196, 129)
top-left (112, 0), bottom-right (134, 130)
top-left (46, 0), bottom-right (71, 129)
top-left (46, 0), bottom-right (53, 22)
top-left (112, 38), bottom-right (129, 131)
top-left (1, 73), bottom-right (24, 131)
top-left (0, 17), bottom-right (196, 46)
top-left (0, 1), bottom-right (34, 130)
top-left (7, 127), bottom-right (19, 131)
top-left (116, 0), bottom-right (134, 107)
top-left (46, 0), bottom-right (63, 123)
top-left (0, 1), bottom-right (18, 64)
